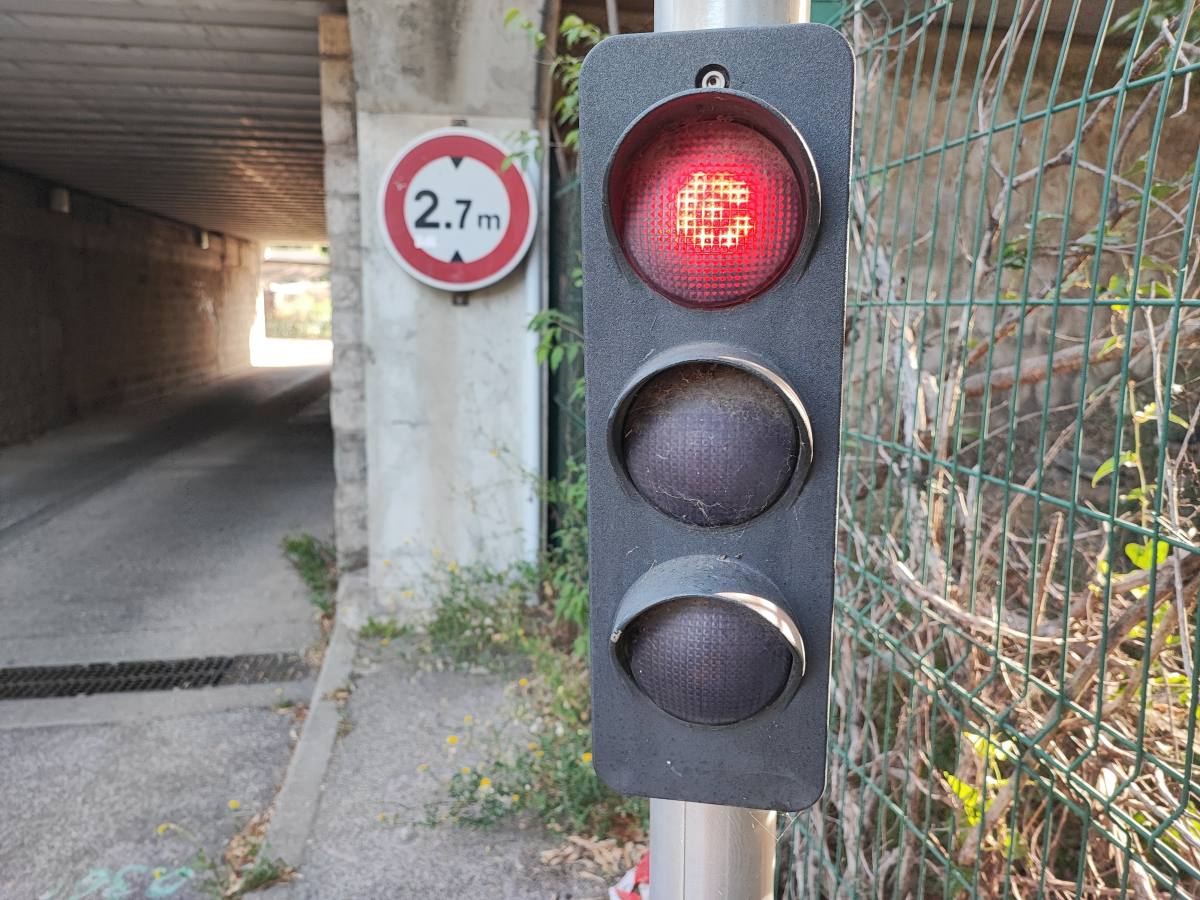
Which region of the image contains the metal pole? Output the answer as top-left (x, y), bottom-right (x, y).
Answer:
top-left (647, 4), bottom-right (808, 896)
top-left (653, 0), bottom-right (807, 32)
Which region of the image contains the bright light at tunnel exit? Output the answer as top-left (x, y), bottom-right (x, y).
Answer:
top-left (675, 171), bottom-right (754, 249)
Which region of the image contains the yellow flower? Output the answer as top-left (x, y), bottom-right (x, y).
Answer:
top-left (227, 800), bottom-right (241, 811)
top-left (447, 734), bottom-right (459, 746)
top-left (534, 750), bottom-right (545, 758)
top-left (510, 794), bottom-right (521, 803)
top-left (479, 777), bottom-right (492, 789)
top-left (402, 589), bottom-right (414, 599)
top-left (380, 638), bottom-right (391, 646)
top-left (448, 561), bottom-right (459, 573)
top-left (382, 559), bottom-right (392, 567)
top-left (461, 766), bottom-right (471, 775)
top-left (417, 762), bottom-right (430, 772)
top-left (581, 752), bottom-right (593, 764)
top-left (153, 869), bottom-right (165, 879)
top-left (527, 742), bottom-right (538, 751)
top-left (518, 678), bottom-right (529, 688)
top-left (155, 823), bottom-right (174, 837)
top-left (463, 714), bottom-right (474, 725)
top-left (378, 812), bottom-right (387, 822)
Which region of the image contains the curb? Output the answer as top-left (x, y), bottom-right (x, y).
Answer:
top-left (261, 577), bottom-right (362, 867)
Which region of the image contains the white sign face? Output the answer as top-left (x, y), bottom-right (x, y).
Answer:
top-left (379, 128), bottom-right (538, 293)
top-left (403, 156), bottom-right (512, 264)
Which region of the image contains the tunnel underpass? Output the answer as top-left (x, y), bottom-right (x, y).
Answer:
top-left (0, 2), bottom-right (338, 685)
top-left (0, 0), bottom-right (334, 446)
top-left (0, 4), bottom-right (341, 890)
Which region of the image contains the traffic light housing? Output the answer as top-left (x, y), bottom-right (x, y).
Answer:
top-left (580, 24), bottom-right (854, 811)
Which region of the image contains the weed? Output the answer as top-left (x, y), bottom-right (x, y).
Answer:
top-left (359, 617), bottom-right (411, 641)
top-left (282, 534), bottom-right (338, 616)
top-left (423, 554), bottom-right (647, 839)
top-left (424, 562), bottom-right (540, 669)
top-left (156, 813), bottom-right (290, 898)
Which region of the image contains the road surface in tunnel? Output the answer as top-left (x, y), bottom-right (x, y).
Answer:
top-left (0, 366), bottom-right (333, 668)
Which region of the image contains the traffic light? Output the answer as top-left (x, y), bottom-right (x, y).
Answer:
top-left (579, 24), bottom-right (854, 811)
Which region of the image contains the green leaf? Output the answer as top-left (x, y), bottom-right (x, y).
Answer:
top-left (1124, 484), bottom-right (1156, 503)
top-left (943, 772), bottom-right (982, 826)
top-left (503, 7), bottom-right (521, 26)
top-left (1125, 539), bottom-right (1170, 571)
top-left (1092, 451), bottom-right (1137, 487)
top-left (1170, 412), bottom-right (1189, 428)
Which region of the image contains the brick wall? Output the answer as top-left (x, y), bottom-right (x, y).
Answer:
top-left (0, 167), bottom-right (261, 446)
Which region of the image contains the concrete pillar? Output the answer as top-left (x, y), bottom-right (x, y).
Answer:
top-left (319, 14), bottom-right (369, 578)
top-left (346, 0), bottom-right (546, 619)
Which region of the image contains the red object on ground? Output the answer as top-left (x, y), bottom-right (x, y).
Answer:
top-left (610, 850), bottom-right (650, 900)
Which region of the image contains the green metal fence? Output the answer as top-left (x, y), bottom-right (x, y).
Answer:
top-left (783, 1), bottom-right (1200, 896)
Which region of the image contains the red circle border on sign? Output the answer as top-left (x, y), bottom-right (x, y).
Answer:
top-left (380, 131), bottom-right (535, 292)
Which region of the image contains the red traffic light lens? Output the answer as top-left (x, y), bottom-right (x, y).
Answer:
top-left (619, 360), bottom-right (809, 527)
top-left (608, 92), bottom-right (819, 308)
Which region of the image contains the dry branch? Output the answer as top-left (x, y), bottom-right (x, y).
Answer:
top-left (961, 318), bottom-right (1200, 398)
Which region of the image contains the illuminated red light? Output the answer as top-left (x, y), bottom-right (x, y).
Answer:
top-left (615, 118), bottom-right (805, 307)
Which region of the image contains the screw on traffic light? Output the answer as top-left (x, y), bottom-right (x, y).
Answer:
top-left (579, 24), bottom-right (854, 811)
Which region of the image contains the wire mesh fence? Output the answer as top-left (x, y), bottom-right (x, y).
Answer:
top-left (783, 1), bottom-right (1200, 896)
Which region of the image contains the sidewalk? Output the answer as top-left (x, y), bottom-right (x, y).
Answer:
top-left (269, 634), bottom-right (605, 899)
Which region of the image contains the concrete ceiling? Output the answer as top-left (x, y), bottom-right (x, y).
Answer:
top-left (0, 0), bottom-right (343, 243)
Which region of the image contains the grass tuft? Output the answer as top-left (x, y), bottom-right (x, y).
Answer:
top-left (282, 534), bottom-right (338, 616)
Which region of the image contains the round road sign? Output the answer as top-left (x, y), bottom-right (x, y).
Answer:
top-left (379, 128), bottom-right (538, 293)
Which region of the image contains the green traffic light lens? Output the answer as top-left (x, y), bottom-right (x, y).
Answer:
top-left (621, 595), bottom-right (794, 726)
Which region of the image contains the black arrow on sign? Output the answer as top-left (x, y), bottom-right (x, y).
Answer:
top-left (451, 251), bottom-right (464, 263)
top-left (450, 157), bottom-right (464, 168)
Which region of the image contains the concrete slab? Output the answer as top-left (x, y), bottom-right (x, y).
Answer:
top-left (0, 681), bottom-right (313, 731)
top-left (0, 706), bottom-right (296, 900)
top-left (288, 643), bottom-right (604, 899)
top-left (0, 367), bottom-right (333, 667)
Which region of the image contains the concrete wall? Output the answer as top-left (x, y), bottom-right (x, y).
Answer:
top-left (0, 167), bottom-right (260, 446)
top-left (345, 0), bottom-right (547, 621)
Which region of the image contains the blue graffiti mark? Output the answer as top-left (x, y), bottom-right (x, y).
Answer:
top-left (43, 866), bottom-right (194, 900)
top-left (145, 869), bottom-right (194, 900)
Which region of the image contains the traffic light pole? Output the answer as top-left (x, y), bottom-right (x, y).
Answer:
top-left (645, 3), bottom-right (809, 895)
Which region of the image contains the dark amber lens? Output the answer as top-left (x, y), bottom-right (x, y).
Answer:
top-left (621, 362), bottom-right (800, 527)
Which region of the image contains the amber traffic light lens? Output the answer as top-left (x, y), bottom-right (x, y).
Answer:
top-left (620, 362), bottom-right (801, 526)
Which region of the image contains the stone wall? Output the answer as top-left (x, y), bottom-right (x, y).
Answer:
top-left (320, 14), bottom-right (369, 577)
top-left (0, 167), bottom-right (260, 446)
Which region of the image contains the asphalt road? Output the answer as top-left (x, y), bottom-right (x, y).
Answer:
top-left (0, 365), bottom-right (334, 898)
top-left (0, 366), bottom-right (333, 667)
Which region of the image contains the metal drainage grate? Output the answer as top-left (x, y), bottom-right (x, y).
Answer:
top-left (0, 652), bottom-right (311, 700)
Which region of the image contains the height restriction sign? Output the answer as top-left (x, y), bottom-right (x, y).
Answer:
top-left (379, 128), bottom-right (538, 293)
